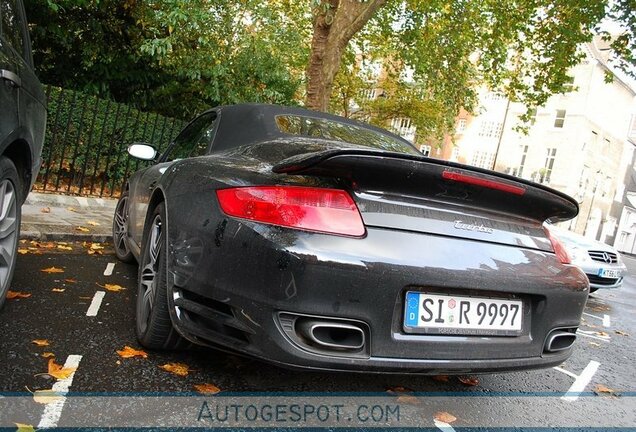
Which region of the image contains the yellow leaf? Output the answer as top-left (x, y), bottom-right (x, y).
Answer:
top-left (117, 346), bottom-right (148, 359)
top-left (458, 376), bottom-right (480, 386)
top-left (67, 207), bottom-right (77, 212)
top-left (18, 248), bottom-right (28, 254)
top-left (76, 226), bottom-right (90, 233)
top-left (14, 423), bottom-right (35, 432)
top-left (42, 352), bottom-right (55, 358)
top-left (594, 384), bottom-right (618, 395)
top-left (97, 283), bottom-right (125, 292)
top-left (52, 288), bottom-right (65, 293)
top-left (47, 358), bottom-right (77, 380)
top-left (64, 279), bottom-right (78, 284)
top-left (7, 291), bottom-right (31, 299)
top-left (33, 389), bottom-right (63, 404)
top-left (87, 221), bottom-right (101, 226)
top-left (194, 383), bottom-right (221, 395)
top-left (41, 267), bottom-right (64, 274)
top-left (90, 243), bottom-right (104, 250)
top-left (396, 395), bottom-right (420, 405)
top-left (434, 411), bottom-right (457, 424)
top-left (32, 339), bottom-right (50, 347)
top-left (160, 362), bottom-right (190, 377)
top-left (41, 207), bottom-right (51, 213)
top-left (57, 245), bottom-right (73, 251)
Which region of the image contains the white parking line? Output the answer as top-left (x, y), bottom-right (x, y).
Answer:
top-left (582, 312), bottom-right (611, 328)
top-left (76, 197), bottom-right (89, 208)
top-left (37, 354), bottom-right (82, 428)
top-left (434, 419), bottom-right (457, 432)
top-left (561, 360), bottom-right (600, 402)
top-left (553, 366), bottom-right (578, 379)
top-left (103, 262), bottom-right (115, 276)
top-left (86, 291), bottom-right (105, 317)
top-left (577, 329), bottom-right (611, 342)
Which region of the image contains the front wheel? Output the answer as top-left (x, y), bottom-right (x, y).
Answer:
top-left (0, 157), bottom-right (22, 310)
top-left (135, 202), bottom-right (185, 349)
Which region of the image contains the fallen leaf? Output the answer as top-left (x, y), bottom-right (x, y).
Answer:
top-left (51, 288), bottom-right (65, 293)
top-left (32, 339), bottom-right (49, 347)
top-left (14, 423), bottom-right (35, 432)
top-left (432, 375), bottom-right (449, 382)
top-left (41, 207), bottom-right (51, 213)
top-left (458, 376), bottom-right (479, 386)
top-left (434, 411), bottom-right (457, 424)
top-left (117, 346), bottom-right (148, 359)
top-left (596, 331), bottom-right (609, 337)
top-left (615, 330), bottom-right (629, 336)
top-left (76, 226), bottom-right (90, 232)
top-left (41, 267), bottom-right (64, 274)
top-left (56, 245), bottom-right (73, 251)
top-left (96, 283), bottom-right (125, 292)
top-left (116, 360), bottom-right (121, 365)
top-left (594, 384), bottom-right (618, 395)
top-left (47, 358), bottom-right (77, 380)
top-left (386, 386), bottom-right (412, 394)
top-left (64, 279), bottom-right (77, 284)
top-left (160, 362), bottom-right (190, 377)
top-left (67, 207), bottom-right (77, 212)
top-left (87, 221), bottom-right (101, 226)
top-left (396, 394), bottom-right (420, 405)
top-left (90, 243), bottom-right (104, 250)
top-left (7, 291), bottom-right (31, 299)
top-left (589, 342), bottom-right (601, 347)
top-left (41, 352), bottom-right (55, 358)
top-left (33, 389), bottom-right (63, 404)
top-left (18, 248), bottom-right (28, 255)
top-left (194, 383), bottom-right (221, 395)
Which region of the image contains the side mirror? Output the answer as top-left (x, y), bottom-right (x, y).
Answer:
top-left (128, 143), bottom-right (157, 161)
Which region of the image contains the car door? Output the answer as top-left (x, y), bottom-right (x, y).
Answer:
top-left (129, 111), bottom-right (218, 248)
top-left (0, 1), bottom-right (20, 152)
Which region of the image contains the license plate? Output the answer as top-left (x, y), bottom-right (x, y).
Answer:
top-left (597, 268), bottom-right (620, 278)
top-left (404, 292), bottom-right (523, 335)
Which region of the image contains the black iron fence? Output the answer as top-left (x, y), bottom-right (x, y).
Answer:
top-left (35, 85), bottom-right (187, 198)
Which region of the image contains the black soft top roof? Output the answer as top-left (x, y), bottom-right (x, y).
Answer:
top-left (209, 103), bottom-right (412, 152)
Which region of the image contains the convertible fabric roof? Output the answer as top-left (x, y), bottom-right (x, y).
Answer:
top-left (209, 104), bottom-right (410, 152)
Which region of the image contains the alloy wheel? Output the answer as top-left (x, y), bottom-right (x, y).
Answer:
top-left (137, 214), bottom-right (162, 335)
top-left (0, 179), bottom-right (18, 295)
top-left (113, 196), bottom-right (130, 256)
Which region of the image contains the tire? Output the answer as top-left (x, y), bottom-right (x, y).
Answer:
top-left (112, 190), bottom-right (135, 263)
top-left (136, 202), bottom-right (185, 349)
top-left (0, 157), bottom-right (22, 310)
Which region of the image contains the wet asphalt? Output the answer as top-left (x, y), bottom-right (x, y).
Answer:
top-left (1, 246), bottom-right (635, 428)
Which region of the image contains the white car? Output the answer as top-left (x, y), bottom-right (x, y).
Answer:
top-left (548, 226), bottom-right (626, 293)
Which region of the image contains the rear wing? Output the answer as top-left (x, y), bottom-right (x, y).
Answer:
top-left (273, 149), bottom-right (579, 222)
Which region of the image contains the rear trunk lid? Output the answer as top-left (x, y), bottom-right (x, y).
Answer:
top-left (273, 149), bottom-right (578, 252)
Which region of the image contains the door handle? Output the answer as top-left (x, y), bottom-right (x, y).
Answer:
top-left (1, 69), bottom-right (21, 88)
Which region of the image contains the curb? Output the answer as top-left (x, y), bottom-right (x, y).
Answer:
top-left (20, 230), bottom-right (112, 243)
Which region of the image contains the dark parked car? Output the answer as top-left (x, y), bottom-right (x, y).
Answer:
top-left (114, 104), bottom-right (588, 374)
top-left (0, 0), bottom-right (46, 308)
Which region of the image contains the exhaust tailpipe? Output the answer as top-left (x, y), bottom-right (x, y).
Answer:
top-left (297, 319), bottom-right (365, 351)
top-left (544, 330), bottom-right (577, 353)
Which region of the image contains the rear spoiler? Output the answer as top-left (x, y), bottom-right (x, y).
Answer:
top-left (273, 149), bottom-right (579, 222)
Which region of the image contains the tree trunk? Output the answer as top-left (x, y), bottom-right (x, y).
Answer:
top-left (305, 0), bottom-right (386, 112)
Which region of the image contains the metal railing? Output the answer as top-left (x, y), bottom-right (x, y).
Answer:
top-left (35, 85), bottom-right (187, 198)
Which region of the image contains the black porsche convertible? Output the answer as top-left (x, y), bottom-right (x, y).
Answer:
top-left (112, 104), bottom-right (588, 373)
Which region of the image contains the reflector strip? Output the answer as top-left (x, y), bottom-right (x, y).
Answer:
top-left (442, 171), bottom-right (526, 195)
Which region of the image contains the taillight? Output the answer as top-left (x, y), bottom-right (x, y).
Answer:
top-left (544, 227), bottom-right (571, 264)
top-left (442, 170), bottom-right (526, 195)
top-left (216, 186), bottom-right (366, 237)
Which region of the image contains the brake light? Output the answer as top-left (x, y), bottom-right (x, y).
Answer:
top-left (544, 228), bottom-right (571, 264)
top-left (216, 186), bottom-right (366, 237)
top-left (442, 171), bottom-right (526, 195)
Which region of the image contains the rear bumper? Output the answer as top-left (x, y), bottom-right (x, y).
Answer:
top-left (166, 219), bottom-right (589, 374)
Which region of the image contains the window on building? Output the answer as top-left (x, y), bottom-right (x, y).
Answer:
top-left (478, 120), bottom-right (503, 138)
top-left (361, 88), bottom-right (376, 101)
top-left (528, 108), bottom-right (537, 125)
top-left (554, 109), bottom-right (566, 128)
top-left (456, 118), bottom-right (467, 133)
top-left (471, 151), bottom-right (495, 169)
top-left (419, 145), bottom-right (432, 157)
top-left (563, 75), bottom-right (575, 92)
top-left (518, 145), bottom-right (529, 177)
top-left (451, 147), bottom-right (460, 162)
top-left (543, 148), bottom-right (557, 182)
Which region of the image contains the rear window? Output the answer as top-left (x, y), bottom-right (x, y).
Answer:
top-left (275, 115), bottom-right (420, 155)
